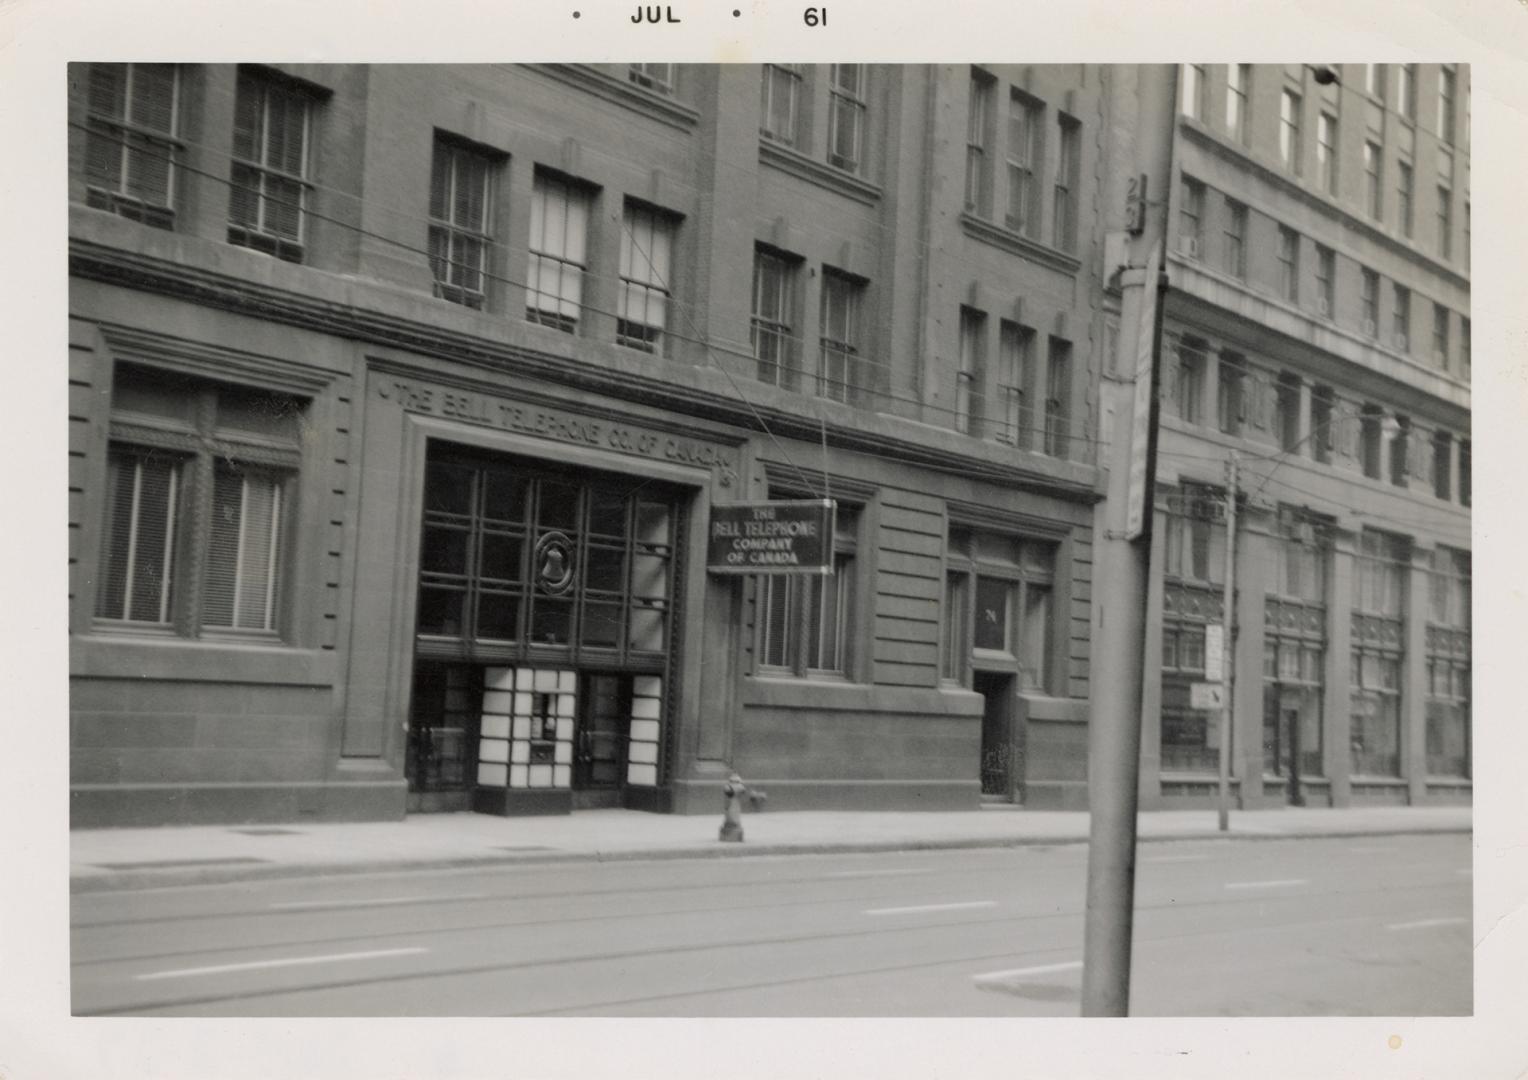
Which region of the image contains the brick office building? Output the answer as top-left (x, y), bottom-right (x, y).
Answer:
top-left (1137, 64), bottom-right (1471, 808)
top-left (68, 63), bottom-right (1115, 825)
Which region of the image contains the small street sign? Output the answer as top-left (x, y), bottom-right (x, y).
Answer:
top-left (1205, 623), bottom-right (1226, 682)
top-left (1191, 682), bottom-right (1226, 710)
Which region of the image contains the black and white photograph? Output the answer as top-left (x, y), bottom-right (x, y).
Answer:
top-left (5, 1), bottom-right (1528, 1076)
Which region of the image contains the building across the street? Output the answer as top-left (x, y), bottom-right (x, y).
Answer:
top-left (1137, 63), bottom-right (1471, 809)
top-left (68, 62), bottom-right (1116, 825)
top-left (66, 63), bottom-right (1468, 828)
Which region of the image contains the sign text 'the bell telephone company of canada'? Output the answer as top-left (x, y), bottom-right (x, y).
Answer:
top-left (707, 500), bottom-right (836, 575)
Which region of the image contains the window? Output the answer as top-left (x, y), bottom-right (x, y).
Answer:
top-left (428, 138), bottom-right (494, 311)
top-left (1217, 354), bottom-right (1247, 436)
top-left (1432, 430), bottom-right (1453, 500)
top-left (1397, 160), bottom-right (1414, 238)
top-left (1311, 385), bottom-right (1335, 464)
top-left (1361, 268), bottom-right (1380, 335)
top-left (944, 529), bottom-right (1056, 691)
top-left (1053, 115), bottom-right (1080, 252)
top-left (1173, 339), bottom-right (1205, 425)
top-left (1280, 90), bottom-right (1303, 175)
top-left (228, 70), bottom-right (313, 263)
top-left (1437, 66), bottom-right (1456, 143)
top-left (1393, 284), bottom-right (1411, 352)
top-left (760, 64), bottom-right (802, 146)
top-left (819, 271), bottom-right (867, 405)
top-left (1464, 200), bottom-right (1471, 266)
top-left (628, 63), bottom-right (673, 94)
top-left (1351, 530), bottom-right (1409, 777)
top-left (758, 506), bottom-right (858, 677)
top-left (751, 246), bottom-right (800, 390)
top-left (1278, 226), bottom-right (1300, 304)
top-left (1179, 177), bottom-right (1204, 258)
top-left (1437, 184), bottom-right (1453, 260)
top-left (1276, 373), bottom-right (1303, 452)
top-left (82, 63), bottom-right (180, 228)
top-left (965, 69), bottom-right (994, 216)
top-left (1365, 63), bottom-right (1387, 102)
top-left (1269, 511), bottom-right (1329, 603)
top-left (1432, 303), bottom-right (1450, 369)
top-left (1426, 547), bottom-right (1470, 778)
top-left (1359, 405), bottom-right (1384, 480)
top-left (95, 364), bottom-right (302, 636)
top-left (1164, 484), bottom-right (1226, 585)
top-left (1006, 91), bottom-right (1043, 236)
top-left (1223, 200), bottom-right (1246, 278)
top-left (1459, 438), bottom-right (1471, 507)
top-left (1315, 245), bottom-right (1336, 316)
top-left (526, 172), bottom-right (591, 332)
top-left (1317, 112), bottom-right (1338, 195)
top-left (1399, 64), bottom-right (1417, 121)
top-left (1364, 141), bottom-right (1383, 220)
top-left (1389, 415), bottom-right (1411, 487)
top-left (617, 201), bottom-right (675, 354)
top-left (1226, 64), bottom-right (1250, 142)
top-left (1181, 63), bottom-right (1206, 120)
top-left (993, 321), bottom-right (1032, 447)
top-left (956, 307), bottom-right (986, 436)
top-left (1461, 317), bottom-right (1471, 381)
top-left (1043, 338), bottom-right (1071, 458)
top-left (827, 64), bottom-right (867, 173)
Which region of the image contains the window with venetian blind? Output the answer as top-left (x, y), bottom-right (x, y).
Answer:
top-left (617, 201), bottom-right (676, 354)
top-left (94, 363), bottom-right (303, 637)
top-left (82, 63), bottom-right (181, 229)
top-left (428, 137), bottom-right (495, 311)
top-left (228, 69), bottom-right (314, 263)
top-left (526, 171), bottom-right (592, 332)
top-left (757, 504), bottom-right (858, 678)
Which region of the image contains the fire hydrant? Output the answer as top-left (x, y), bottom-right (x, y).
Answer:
top-left (719, 772), bottom-right (748, 842)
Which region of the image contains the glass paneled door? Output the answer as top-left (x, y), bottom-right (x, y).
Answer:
top-left (574, 674), bottom-right (633, 808)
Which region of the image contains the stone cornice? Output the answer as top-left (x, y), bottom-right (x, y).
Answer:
top-left (959, 213), bottom-right (1083, 277)
top-left (757, 139), bottom-right (884, 207)
top-left (533, 64), bottom-right (701, 133)
top-left (70, 238), bottom-right (1100, 503)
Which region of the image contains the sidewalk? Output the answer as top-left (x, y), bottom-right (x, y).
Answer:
top-left (70, 804), bottom-right (1472, 893)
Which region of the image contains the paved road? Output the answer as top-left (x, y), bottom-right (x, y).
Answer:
top-left (71, 833), bottom-right (1470, 1017)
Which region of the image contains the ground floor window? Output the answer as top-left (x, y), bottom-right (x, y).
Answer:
top-left (1160, 677), bottom-right (1220, 774)
top-left (757, 505), bottom-right (858, 677)
top-left (944, 527), bottom-right (1056, 691)
top-left (1350, 648), bottom-right (1402, 776)
top-left (1425, 662), bottom-right (1470, 777)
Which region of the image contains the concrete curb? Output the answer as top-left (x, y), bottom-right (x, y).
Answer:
top-left (70, 824), bottom-right (1472, 894)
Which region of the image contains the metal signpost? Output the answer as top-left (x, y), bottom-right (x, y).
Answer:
top-left (1216, 452), bottom-right (1239, 833)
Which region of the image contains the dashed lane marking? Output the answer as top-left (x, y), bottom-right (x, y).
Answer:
top-left (972, 960), bottom-right (1082, 983)
top-left (825, 869), bottom-right (933, 879)
top-left (864, 901), bottom-right (997, 916)
top-left (269, 894), bottom-right (488, 910)
top-left (1386, 917), bottom-right (1468, 931)
top-left (1224, 878), bottom-right (1308, 890)
top-left (135, 947), bottom-right (429, 981)
top-left (1141, 854), bottom-right (1209, 863)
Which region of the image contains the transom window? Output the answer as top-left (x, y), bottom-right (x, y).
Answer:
top-left (95, 364), bottom-right (303, 637)
top-left (82, 63), bottom-right (180, 229)
top-left (827, 64), bottom-right (867, 173)
top-left (428, 137), bottom-right (495, 311)
top-left (617, 201), bottom-right (676, 354)
top-left (757, 504), bottom-right (858, 677)
top-left (527, 171), bottom-right (592, 333)
top-left (228, 69), bottom-right (313, 263)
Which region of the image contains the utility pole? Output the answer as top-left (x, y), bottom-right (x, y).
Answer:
top-left (1080, 63), bottom-right (1177, 1018)
top-left (1217, 451), bottom-right (1239, 832)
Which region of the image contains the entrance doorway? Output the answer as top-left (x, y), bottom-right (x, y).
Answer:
top-left (975, 671), bottom-right (1017, 801)
top-left (572, 674), bottom-right (633, 808)
top-left (1263, 684), bottom-right (1321, 805)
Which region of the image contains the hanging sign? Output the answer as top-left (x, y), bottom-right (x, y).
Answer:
top-left (1124, 241), bottom-right (1165, 541)
top-left (1204, 623), bottom-right (1226, 682)
top-left (707, 500), bottom-right (836, 575)
top-left (1190, 682), bottom-right (1226, 710)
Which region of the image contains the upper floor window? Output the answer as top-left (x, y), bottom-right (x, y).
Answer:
top-left (1389, 415), bottom-right (1411, 487)
top-left (1437, 67), bottom-right (1456, 143)
top-left (965, 69), bottom-right (995, 217)
top-left (1223, 200), bottom-right (1247, 279)
top-left (617, 201), bottom-right (675, 354)
top-left (1360, 268), bottom-right (1381, 336)
top-left (1226, 64), bottom-right (1250, 142)
top-left (1006, 90), bottom-right (1043, 237)
top-left (1179, 177), bottom-right (1204, 259)
top-left (1280, 90), bottom-right (1303, 175)
top-left (827, 64), bottom-right (867, 173)
top-left (1268, 509), bottom-right (1329, 603)
top-left (1044, 338), bottom-right (1072, 458)
top-left (1437, 184), bottom-right (1454, 260)
top-left (1311, 385), bottom-right (1335, 464)
top-left (1399, 64), bottom-right (1418, 121)
top-left (95, 364), bottom-right (303, 637)
top-left (1181, 64), bottom-right (1206, 120)
top-left (1461, 317), bottom-right (1471, 381)
top-left (819, 270), bottom-right (868, 405)
top-left (1364, 63), bottom-right (1387, 102)
top-left (1393, 284), bottom-right (1411, 352)
top-left (1432, 431), bottom-right (1453, 501)
top-left (1354, 529), bottom-right (1410, 617)
top-left (1173, 338), bottom-right (1206, 425)
top-left (428, 137), bottom-right (495, 311)
top-left (1364, 140), bottom-right (1383, 219)
top-left (1397, 159), bottom-right (1415, 238)
top-left (760, 64), bottom-right (802, 146)
top-left (1217, 354), bottom-right (1247, 436)
top-left (526, 171), bottom-right (592, 333)
top-left (229, 70), bottom-right (313, 263)
top-left (1053, 114), bottom-right (1081, 253)
top-left (628, 63), bottom-right (674, 94)
top-left (956, 307), bottom-right (986, 436)
top-left (1459, 439), bottom-right (1471, 507)
top-left (82, 63), bottom-right (180, 229)
top-left (1316, 112), bottom-right (1338, 195)
top-left (1432, 303), bottom-right (1450, 369)
top-left (1164, 484), bottom-right (1227, 585)
top-left (992, 321), bottom-right (1033, 447)
top-left (1278, 226), bottom-right (1300, 304)
top-left (1315, 244), bottom-right (1336, 317)
top-left (751, 246), bottom-right (800, 390)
